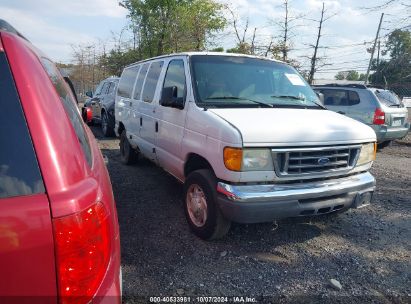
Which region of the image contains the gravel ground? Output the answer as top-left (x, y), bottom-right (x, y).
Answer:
top-left (92, 126), bottom-right (410, 303)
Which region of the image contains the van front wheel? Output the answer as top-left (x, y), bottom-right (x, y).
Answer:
top-left (184, 169), bottom-right (231, 240)
top-left (120, 130), bottom-right (138, 165)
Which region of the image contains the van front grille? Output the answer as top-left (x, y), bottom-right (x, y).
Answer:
top-left (272, 145), bottom-right (361, 179)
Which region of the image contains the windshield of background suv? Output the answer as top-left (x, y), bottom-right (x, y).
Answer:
top-left (190, 55), bottom-right (320, 108)
top-left (373, 89), bottom-right (402, 107)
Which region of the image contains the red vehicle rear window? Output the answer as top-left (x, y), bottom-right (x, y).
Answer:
top-left (0, 42), bottom-right (45, 198)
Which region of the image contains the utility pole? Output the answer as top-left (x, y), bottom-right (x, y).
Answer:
top-left (365, 13), bottom-right (384, 85)
top-left (308, 2), bottom-right (325, 85)
top-left (376, 40), bottom-right (381, 84)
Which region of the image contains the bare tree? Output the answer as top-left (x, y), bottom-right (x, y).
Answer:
top-left (308, 3), bottom-right (335, 84)
top-left (271, 0), bottom-right (304, 62)
top-left (226, 6), bottom-right (255, 54)
top-left (282, 0), bottom-right (289, 61)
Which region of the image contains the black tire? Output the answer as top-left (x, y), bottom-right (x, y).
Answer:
top-left (183, 169), bottom-right (231, 240)
top-left (101, 111), bottom-right (115, 137)
top-left (377, 140), bottom-right (391, 150)
top-left (119, 130), bottom-right (138, 165)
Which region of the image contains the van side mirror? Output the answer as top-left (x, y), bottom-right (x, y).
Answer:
top-left (85, 91), bottom-right (93, 98)
top-left (160, 86), bottom-right (184, 109)
top-left (316, 92), bottom-right (324, 106)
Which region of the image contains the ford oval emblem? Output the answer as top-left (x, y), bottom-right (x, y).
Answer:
top-left (318, 157), bottom-right (330, 165)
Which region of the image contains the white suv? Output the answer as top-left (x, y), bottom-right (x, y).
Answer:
top-left (115, 53), bottom-right (377, 240)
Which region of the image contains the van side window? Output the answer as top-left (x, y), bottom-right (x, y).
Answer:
top-left (163, 60), bottom-right (186, 100)
top-left (118, 66), bottom-right (139, 98)
top-left (142, 61), bottom-right (164, 103)
top-left (41, 58), bottom-right (93, 167)
top-left (134, 63), bottom-right (149, 100)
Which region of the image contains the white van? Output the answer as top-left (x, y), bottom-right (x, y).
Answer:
top-left (115, 53), bottom-right (377, 240)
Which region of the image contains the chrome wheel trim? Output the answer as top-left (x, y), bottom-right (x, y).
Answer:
top-left (186, 184), bottom-right (208, 227)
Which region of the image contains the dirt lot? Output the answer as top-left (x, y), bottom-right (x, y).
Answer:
top-left (93, 126), bottom-right (410, 303)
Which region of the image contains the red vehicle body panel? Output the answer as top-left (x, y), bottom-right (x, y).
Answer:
top-left (0, 194), bottom-right (57, 303)
top-left (0, 31), bottom-right (121, 302)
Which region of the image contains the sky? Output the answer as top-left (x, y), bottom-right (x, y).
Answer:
top-left (0, 0), bottom-right (408, 80)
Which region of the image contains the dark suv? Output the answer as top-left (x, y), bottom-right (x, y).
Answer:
top-left (82, 77), bottom-right (119, 137)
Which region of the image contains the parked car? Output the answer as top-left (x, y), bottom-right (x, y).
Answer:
top-left (313, 84), bottom-right (409, 149)
top-left (0, 20), bottom-right (121, 303)
top-left (115, 52), bottom-right (377, 240)
top-left (82, 77), bottom-right (119, 137)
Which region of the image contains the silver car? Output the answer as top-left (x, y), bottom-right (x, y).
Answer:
top-left (313, 84), bottom-right (409, 148)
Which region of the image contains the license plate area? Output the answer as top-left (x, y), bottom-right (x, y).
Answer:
top-left (392, 118), bottom-right (403, 127)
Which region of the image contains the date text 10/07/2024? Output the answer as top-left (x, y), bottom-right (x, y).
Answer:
top-left (149, 296), bottom-right (257, 303)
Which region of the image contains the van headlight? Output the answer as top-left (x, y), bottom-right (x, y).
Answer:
top-left (224, 148), bottom-right (273, 171)
top-left (356, 143), bottom-right (376, 166)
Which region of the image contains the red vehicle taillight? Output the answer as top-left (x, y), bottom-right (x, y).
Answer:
top-left (373, 108), bottom-right (385, 125)
top-left (53, 202), bottom-right (111, 304)
top-left (86, 107), bottom-right (93, 122)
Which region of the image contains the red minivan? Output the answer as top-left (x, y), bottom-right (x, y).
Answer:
top-left (0, 21), bottom-right (121, 303)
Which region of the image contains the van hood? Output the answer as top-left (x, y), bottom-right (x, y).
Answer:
top-left (209, 108), bottom-right (376, 146)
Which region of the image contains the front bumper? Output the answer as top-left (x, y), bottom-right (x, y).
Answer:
top-left (373, 124), bottom-right (409, 142)
top-left (216, 172), bottom-right (376, 223)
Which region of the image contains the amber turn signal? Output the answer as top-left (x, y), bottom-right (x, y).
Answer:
top-left (224, 147), bottom-right (243, 171)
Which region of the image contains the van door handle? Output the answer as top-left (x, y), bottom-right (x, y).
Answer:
top-left (140, 117), bottom-right (142, 126)
top-left (155, 121), bottom-right (158, 132)
top-left (337, 111), bottom-right (345, 114)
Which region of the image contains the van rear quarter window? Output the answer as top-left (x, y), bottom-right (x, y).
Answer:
top-left (0, 49), bottom-right (45, 198)
top-left (142, 61), bottom-right (164, 103)
top-left (134, 64), bottom-right (148, 100)
top-left (118, 66), bottom-right (139, 98)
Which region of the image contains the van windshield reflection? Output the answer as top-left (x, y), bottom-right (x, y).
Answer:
top-left (190, 55), bottom-right (321, 109)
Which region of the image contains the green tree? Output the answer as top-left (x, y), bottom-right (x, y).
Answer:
top-left (370, 29), bottom-right (411, 86)
top-left (346, 70), bottom-right (359, 81)
top-left (99, 49), bottom-right (141, 76)
top-left (335, 71), bottom-right (345, 80)
top-left (386, 29), bottom-right (411, 60)
top-left (334, 70), bottom-right (365, 81)
top-left (121, 0), bottom-right (226, 57)
top-left (210, 47), bottom-right (224, 52)
top-left (226, 42), bottom-right (251, 54)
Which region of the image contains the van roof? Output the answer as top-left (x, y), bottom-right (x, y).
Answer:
top-left (125, 52), bottom-right (284, 68)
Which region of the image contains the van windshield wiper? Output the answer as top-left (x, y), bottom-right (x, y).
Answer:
top-left (271, 95), bottom-right (306, 100)
top-left (271, 95), bottom-right (325, 109)
top-left (205, 96), bottom-right (273, 108)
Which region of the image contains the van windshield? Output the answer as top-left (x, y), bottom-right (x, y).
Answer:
top-left (190, 55), bottom-right (321, 109)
